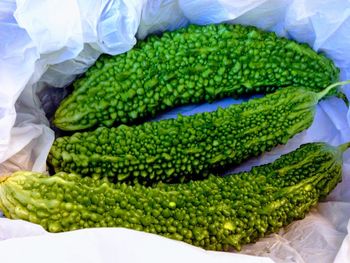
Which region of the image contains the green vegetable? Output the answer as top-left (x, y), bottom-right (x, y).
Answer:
top-left (53, 23), bottom-right (339, 131)
top-left (48, 82), bottom-right (344, 183)
top-left (1, 142), bottom-right (346, 250)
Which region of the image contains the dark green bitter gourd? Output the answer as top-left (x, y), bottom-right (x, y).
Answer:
top-left (1, 142), bottom-right (347, 251)
top-left (53, 23), bottom-right (339, 131)
top-left (48, 82), bottom-right (347, 183)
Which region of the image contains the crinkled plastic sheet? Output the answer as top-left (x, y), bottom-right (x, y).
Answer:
top-left (1, 0), bottom-right (350, 262)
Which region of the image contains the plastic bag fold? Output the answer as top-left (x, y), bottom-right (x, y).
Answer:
top-left (1, 0), bottom-right (350, 262)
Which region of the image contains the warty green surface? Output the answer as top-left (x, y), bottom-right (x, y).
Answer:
top-left (0, 142), bottom-right (345, 251)
top-left (49, 86), bottom-right (325, 183)
top-left (53, 23), bottom-right (339, 131)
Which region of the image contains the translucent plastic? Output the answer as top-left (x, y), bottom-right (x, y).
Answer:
top-left (1, 0), bottom-right (350, 262)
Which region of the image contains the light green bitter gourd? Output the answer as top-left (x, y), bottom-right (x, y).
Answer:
top-left (0, 142), bottom-right (347, 250)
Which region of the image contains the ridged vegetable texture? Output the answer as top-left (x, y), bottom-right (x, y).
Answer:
top-left (53, 23), bottom-right (339, 131)
top-left (48, 84), bottom-right (340, 183)
top-left (0, 142), bottom-right (346, 250)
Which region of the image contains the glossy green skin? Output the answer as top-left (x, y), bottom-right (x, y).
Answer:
top-left (53, 23), bottom-right (339, 131)
top-left (0, 143), bottom-right (344, 251)
top-left (49, 87), bottom-right (319, 183)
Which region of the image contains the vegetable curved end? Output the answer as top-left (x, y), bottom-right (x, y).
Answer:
top-left (335, 91), bottom-right (349, 107)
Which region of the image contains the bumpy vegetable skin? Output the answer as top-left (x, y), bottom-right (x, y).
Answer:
top-left (53, 23), bottom-right (339, 131)
top-left (0, 142), bottom-right (346, 251)
top-left (48, 85), bottom-right (334, 183)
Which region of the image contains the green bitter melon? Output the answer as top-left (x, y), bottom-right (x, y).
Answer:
top-left (53, 23), bottom-right (339, 131)
top-left (48, 82), bottom-right (345, 183)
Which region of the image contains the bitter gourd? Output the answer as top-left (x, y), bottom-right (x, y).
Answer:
top-left (48, 83), bottom-right (344, 183)
top-left (0, 142), bottom-right (347, 250)
top-left (53, 23), bottom-right (339, 131)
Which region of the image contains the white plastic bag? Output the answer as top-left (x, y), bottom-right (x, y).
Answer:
top-left (0, 227), bottom-right (274, 263)
top-left (1, 0), bottom-right (350, 262)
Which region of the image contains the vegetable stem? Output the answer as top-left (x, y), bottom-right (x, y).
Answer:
top-left (338, 142), bottom-right (350, 153)
top-left (317, 80), bottom-right (350, 100)
top-left (0, 176), bottom-right (9, 183)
